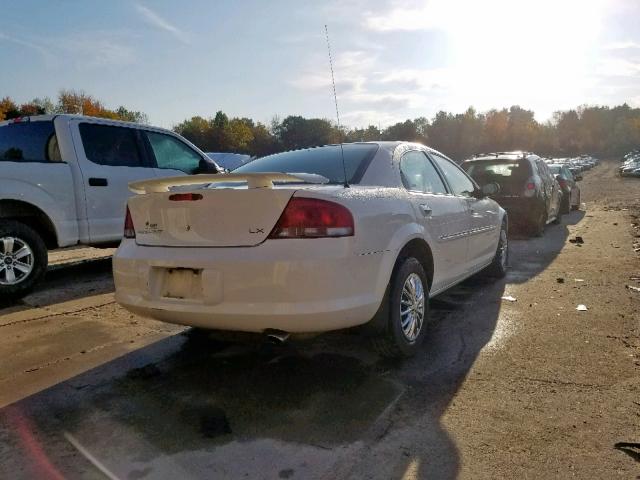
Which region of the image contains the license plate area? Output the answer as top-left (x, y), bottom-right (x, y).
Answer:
top-left (160, 268), bottom-right (202, 300)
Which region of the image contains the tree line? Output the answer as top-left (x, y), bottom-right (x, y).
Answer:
top-left (0, 90), bottom-right (147, 124)
top-left (174, 104), bottom-right (640, 160)
top-left (2, 90), bottom-right (639, 160)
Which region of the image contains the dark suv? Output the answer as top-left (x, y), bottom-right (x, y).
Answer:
top-left (461, 152), bottom-right (563, 236)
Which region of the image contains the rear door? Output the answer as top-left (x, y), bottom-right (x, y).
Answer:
top-left (70, 120), bottom-right (157, 244)
top-left (431, 153), bottom-right (499, 273)
top-left (398, 150), bottom-right (469, 292)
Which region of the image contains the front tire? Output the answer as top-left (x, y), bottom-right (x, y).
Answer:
top-left (372, 257), bottom-right (428, 358)
top-left (485, 221), bottom-right (508, 278)
top-left (0, 220), bottom-right (48, 302)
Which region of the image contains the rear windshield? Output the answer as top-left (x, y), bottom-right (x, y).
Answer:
top-left (234, 144), bottom-right (379, 184)
top-left (462, 159), bottom-right (532, 195)
top-left (0, 121), bottom-right (60, 163)
top-left (548, 165), bottom-right (561, 174)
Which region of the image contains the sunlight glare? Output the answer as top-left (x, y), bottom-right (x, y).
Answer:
top-left (419, 0), bottom-right (607, 115)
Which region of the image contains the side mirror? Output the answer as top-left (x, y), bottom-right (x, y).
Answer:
top-left (479, 182), bottom-right (500, 197)
top-left (575, 175), bottom-right (583, 181)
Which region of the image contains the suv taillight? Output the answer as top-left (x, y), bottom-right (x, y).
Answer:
top-left (268, 197), bottom-right (354, 239)
top-left (557, 178), bottom-right (567, 189)
top-left (124, 206), bottom-right (136, 239)
top-left (525, 182), bottom-right (536, 190)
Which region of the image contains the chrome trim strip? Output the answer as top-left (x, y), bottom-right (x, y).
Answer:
top-left (439, 224), bottom-right (497, 241)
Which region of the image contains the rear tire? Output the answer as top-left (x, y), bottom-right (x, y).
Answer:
top-left (560, 193), bottom-right (571, 214)
top-left (571, 190), bottom-right (581, 211)
top-left (371, 257), bottom-right (428, 358)
top-left (531, 209), bottom-right (546, 237)
top-left (552, 205), bottom-right (562, 225)
top-left (0, 220), bottom-right (48, 302)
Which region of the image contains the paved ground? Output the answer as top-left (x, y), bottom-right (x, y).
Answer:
top-left (0, 161), bottom-right (638, 479)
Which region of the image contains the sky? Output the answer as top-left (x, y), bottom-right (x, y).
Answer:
top-left (1, 0), bottom-right (639, 129)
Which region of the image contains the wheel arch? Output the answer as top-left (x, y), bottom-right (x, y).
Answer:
top-left (395, 237), bottom-right (434, 291)
top-left (0, 200), bottom-right (58, 249)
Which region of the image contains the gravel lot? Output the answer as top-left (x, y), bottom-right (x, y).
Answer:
top-left (0, 160), bottom-right (638, 479)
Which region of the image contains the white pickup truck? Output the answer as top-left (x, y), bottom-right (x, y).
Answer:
top-left (0, 114), bottom-right (220, 300)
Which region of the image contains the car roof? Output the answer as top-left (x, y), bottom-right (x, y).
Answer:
top-left (286, 141), bottom-right (455, 162)
top-left (0, 114), bottom-right (170, 132)
top-left (463, 152), bottom-right (535, 162)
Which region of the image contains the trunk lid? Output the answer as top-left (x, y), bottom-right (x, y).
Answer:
top-left (128, 188), bottom-right (296, 247)
top-left (126, 173), bottom-right (330, 248)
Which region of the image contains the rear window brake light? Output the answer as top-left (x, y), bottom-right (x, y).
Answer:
top-left (7, 117), bottom-right (30, 124)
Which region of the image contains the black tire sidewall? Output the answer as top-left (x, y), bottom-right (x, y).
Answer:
top-left (387, 257), bottom-right (429, 356)
top-left (0, 220), bottom-right (48, 301)
top-left (532, 207), bottom-right (546, 236)
top-left (487, 221), bottom-right (508, 278)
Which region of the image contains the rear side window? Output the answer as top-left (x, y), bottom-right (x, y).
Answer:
top-left (145, 131), bottom-right (202, 174)
top-left (235, 144), bottom-right (379, 184)
top-left (79, 123), bottom-right (144, 167)
top-left (0, 121), bottom-right (58, 163)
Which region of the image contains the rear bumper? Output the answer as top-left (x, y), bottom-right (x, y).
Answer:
top-left (113, 239), bottom-right (390, 333)
top-left (491, 196), bottom-right (543, 225)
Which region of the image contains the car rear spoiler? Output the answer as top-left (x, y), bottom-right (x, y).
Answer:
top-left (129, 172), bottom-right (330, 194)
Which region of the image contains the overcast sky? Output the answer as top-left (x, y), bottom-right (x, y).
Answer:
top-left (1, 0), bottom-right (639, 128)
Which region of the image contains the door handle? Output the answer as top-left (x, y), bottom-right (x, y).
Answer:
top-left (420, 204), bottom-right (432, 217)
top-left (88, 177), bottom-right (108, 187)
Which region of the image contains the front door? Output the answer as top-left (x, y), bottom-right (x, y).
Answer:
top-left (429, 153), bottom-right (493, 275)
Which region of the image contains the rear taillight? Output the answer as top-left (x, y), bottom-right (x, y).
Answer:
top-left (169, 193), bottom-right (203, 201)
top-left (268, 197), bottom-right (354, 239)
top-left (557, 178), bottom-right (567, 189)
top-left (525, 182), bottom-right (536, 190)
top-left (124, 206), bottom-right (136, 239)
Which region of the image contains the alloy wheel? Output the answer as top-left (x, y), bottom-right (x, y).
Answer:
top-left (399, 273), bottom-right (425, 342)
top-left (0, 236), bottom-right (34, 285)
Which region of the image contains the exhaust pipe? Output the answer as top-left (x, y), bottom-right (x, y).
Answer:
top-left (264, 329), bottom-right (290, 344)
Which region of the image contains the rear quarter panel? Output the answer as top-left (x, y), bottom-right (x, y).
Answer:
top-left (300, 186), bottom-right (434, 302)
top-left (0, 163), bottom-right (78, 246)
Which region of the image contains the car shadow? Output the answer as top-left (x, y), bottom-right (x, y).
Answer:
top-left (0, 257), bottom-right (114, 311)
top-left (0, 212), bottom-right (584, 479)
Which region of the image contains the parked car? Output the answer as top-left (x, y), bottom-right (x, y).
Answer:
top-left (0, 114), bottom-right (221, 300)
top-left (461, 152), bottom-right (563, 236)
top-left (547, 163), bottom-right (581, 212)
top-left (620, 151), bottom-right (640, 176)
top-left (206, 152), bottom-right (252, 171)
top-left (114, 142), bottom-right (508, 357)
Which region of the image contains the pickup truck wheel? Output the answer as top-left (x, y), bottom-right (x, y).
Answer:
top-left (372, 257), bottom-right (428, 358)
top-left (0, 220), bottom-right (47, 302)
top-left (485, 221), bottom-right (508, 278)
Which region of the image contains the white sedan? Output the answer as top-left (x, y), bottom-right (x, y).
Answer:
top-left (114, 142), bottom-right (507, 357)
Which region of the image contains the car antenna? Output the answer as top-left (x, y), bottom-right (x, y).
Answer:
top-left (325, 24), bottom-right (349, 188)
